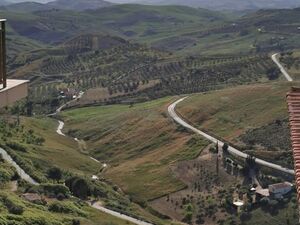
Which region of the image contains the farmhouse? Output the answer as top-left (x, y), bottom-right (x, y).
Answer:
top-left (268, 182), bottom-right (293, 198)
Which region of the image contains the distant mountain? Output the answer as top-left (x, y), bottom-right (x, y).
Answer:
top-left (0, 1), bottom-right (51, 12)
top-left (0, 0), bottom-right (9, 5)
top-left (108, 0), bottom-right (300, 11)
top-left (3, 0), bottom-right (113, 11)
top-left (46, 0), bottom-right (113, 11)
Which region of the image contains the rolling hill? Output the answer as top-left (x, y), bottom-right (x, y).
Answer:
top-left (0, 1), bottom-right (52, 12)
top-left (2, 0), bottom-right (113, 11)
top-left (2, 5), bottom-right (300, 56)
top-left (47, 0), bottom-right (113, 11)
top-left (1, 4), bottom-right (228, 44)
top-left (110, 0), bottom-right (300, 11)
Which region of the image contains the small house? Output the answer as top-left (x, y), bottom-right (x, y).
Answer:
top-left (268, 182), bottom-right (293, 199)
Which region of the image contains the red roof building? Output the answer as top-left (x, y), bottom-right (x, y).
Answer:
top-left (287, 87), bottom-right (300, 202)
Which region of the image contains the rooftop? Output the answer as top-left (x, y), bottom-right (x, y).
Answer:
top-left (256, 188), bottom-right (270, 197)
top-left (269, 182), bottom-right (293, 190)
top-left (0, 79), bottom-right (29, 93)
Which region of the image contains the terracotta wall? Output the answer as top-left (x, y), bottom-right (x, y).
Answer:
top-left (0, 82), bottom-right (28, 108)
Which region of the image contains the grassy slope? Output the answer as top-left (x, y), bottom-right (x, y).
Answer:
top-left (16, 116), bottom-right (100, 176)
top-left (175, 82), bottom-right (299, 167)
top-left (1, 114), bottom-right (178, 224)
top-left (61, 97), bottom-right (209, 202)
top-left (0, 189), bottom-right (135, 225)
top-left (176, 82), bottom-right (294, 140)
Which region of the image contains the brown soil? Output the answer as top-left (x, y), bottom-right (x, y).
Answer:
top-left (150, 145), bottom-right (241, 225)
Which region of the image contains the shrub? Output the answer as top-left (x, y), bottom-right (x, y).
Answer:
top-left (48, 201), bottom-right (86, 217)
top-left (47, 167), bottom-right (62, 181)
top-left (72, 219), bottom-right (80, 225)
top-left (8, 205), bottom-right (24, 215)
top-left (0, 168), bottom-right (14, 183)
top-left (6, 142), bottom-right (27, 153)
top-left (29, 184), bottom-right (70, 198)
top-left (2, 197), bottom-right (24, 215)
top-left (66, 177), bottom-right (90, 200)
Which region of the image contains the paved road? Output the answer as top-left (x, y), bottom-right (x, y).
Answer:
top-left (0, 147), bottom-right (38, 185)
top-left (271, 53), bottom-right (293, 82)
top-left (168, 97), bottom-right (295, 175)
top-left (90, 202), bottom-right (153, 225)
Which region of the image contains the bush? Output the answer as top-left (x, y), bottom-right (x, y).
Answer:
top-left (2, 197), bottom-right (24, 215)
top-left (8, 205), bottom-right (24, 215)
top-left (6, 142), bottom-right (27, 152)
top-left (29, 184), bottom-right (70, 198)
top-left (56, 193), bottom-right (65, 201)
top-left (72, 219), bottom-right (80, 225)
top-left (47, 167), bottom-right (62, 181)
top-left (0, 168), bottom-right (14, 183)
top-left (66, 177), bottom-right (90, 200)
top-left (48, 201), bottom-right (86, 217)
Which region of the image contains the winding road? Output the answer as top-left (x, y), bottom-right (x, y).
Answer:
top-left (168, 97), bottom-right (295, 175)
top-left (0, 147), bottom-right (38, 185)
top-left (271, 53), bottom-right (293, 82)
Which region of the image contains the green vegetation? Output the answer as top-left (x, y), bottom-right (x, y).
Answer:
top-left (2, 3), bottom-right (300, 225)
top-left (5, 5), bottom-right (299, 115)
top-left (279, 50), bottom-right (300, 79)
top-left (176, 82), bottom-right (296, 166)
top-left (0, 115), bottom-right (99, 179)
top-left (62, 97), bottom-right (209, 201)
top-left (0, 190), bottom-right (136, 225)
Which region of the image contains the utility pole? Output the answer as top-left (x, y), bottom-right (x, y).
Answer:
top-left (0, 19), bottom-right (6, 89)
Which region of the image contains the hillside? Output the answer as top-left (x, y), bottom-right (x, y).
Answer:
top-left (2, 5), bottom-right (300, 56)
top-left (9, 38), bottom-right (278, 114)
top-left (0, 113), bottom-right (175, 224)
top-left (0, 0), bottom-right (8, 5)
top-left (61, 83), bottom-right (299, 224)
top-left (47, 0), bottom-right (113, 11)
top-left (279, 50), bottom-right (300, 79)
top-left (62, 97), bottom-right (209, 201)
top-left (116, 0), bottom-right (300, 11)
top-left (0, 2), bottom-right (52, 12)
top-left (1, 4), bottom-right (228, 44)
top-left (176, 82), bottom-right (297, 167)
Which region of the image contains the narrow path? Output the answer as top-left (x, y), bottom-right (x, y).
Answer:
top-left (271, 53), bottom-right (293, 82)
top-left (168, 97), bottom-right (294, 175)
top-left (56, 120), bottom-right (65, 136)
top-left (56, 119), bottom-right (152, 225)
top-left (0, 147), bottom-right (38, 185)
top-left (90, 202), bottom-right (153, 225)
